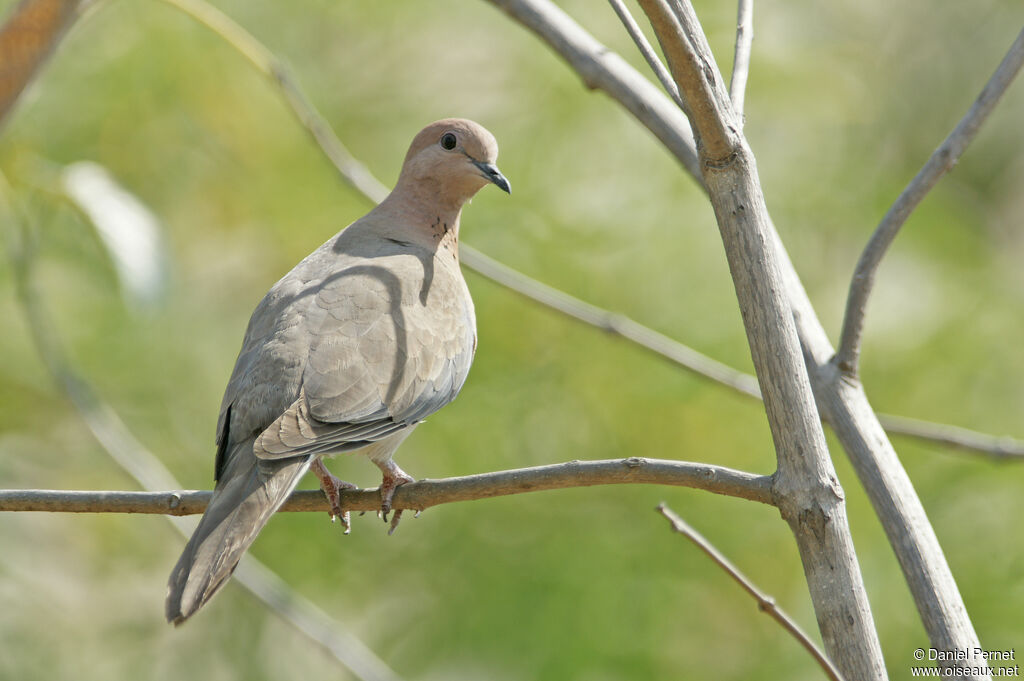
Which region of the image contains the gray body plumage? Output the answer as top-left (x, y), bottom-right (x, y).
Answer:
top-left (166, 214), bottom-right (476, 624)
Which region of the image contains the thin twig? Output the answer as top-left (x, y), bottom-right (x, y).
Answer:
top-left (728, 0), bottom-right (752, 116)
top-left (154, 0), bottom-right (390, 204)
top-left (0, 459), bottom-right (776, 515)
top-left (488, 0), bottom-right (702, 180)
top-left (0, 175), bottom-right (404, 681)
top-left (606, 0), bottom-right (685, 109)
top-left (156, 0), bottom-right (1023, 462)
top-left (878, 414), bottom-right (1024, 460)
top-left (835, 27), bottom-right (1024, 374)
top-left (657, 504), bottom-right (844, 681)
top-left (462, 244), bottom-right (762, 399)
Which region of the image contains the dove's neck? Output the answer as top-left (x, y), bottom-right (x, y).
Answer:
top-left (377, 183), bottom-right (465, 257)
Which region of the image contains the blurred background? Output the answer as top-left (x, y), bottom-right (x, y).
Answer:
top-left (0, 0), bottom-right (1022, 679)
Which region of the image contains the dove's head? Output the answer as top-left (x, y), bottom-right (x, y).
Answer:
top-left (396, 119), bottom-right (510, 207)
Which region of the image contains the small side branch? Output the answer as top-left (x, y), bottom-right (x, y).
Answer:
top-left (606, 0), bottom-right (685, 109)
top-left (657, 504), bottom-right (843, 681)
top-left (463, 244), bottom-right (762, 399)
top-left (0, 458), bottom-right (777, 515)
top-left (879, 414), bottom-right (1024, 460)
top-left (728, 0), bottom-right (753, 116)
top-left (835, 27), bottom-right (1024, 374)
top-left (155, 0), bottom-right (390, 204)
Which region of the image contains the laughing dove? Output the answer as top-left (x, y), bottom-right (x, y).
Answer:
top-left (166, 118), bottom-right (510, 624)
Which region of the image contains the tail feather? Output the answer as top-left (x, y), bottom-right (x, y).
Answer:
top-left (165, 442), bottom-right (312, 624)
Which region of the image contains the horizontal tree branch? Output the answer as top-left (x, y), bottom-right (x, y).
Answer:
top-left (0, 458), bottom-right (777, 515)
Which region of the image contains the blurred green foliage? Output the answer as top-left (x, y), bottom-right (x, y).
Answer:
top-left (1, 0), bottom-right (1022, 679)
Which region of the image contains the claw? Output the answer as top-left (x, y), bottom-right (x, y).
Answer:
top-left (387, 510), bottom-right (404, 535)
top-left (373, 458), bottom-right (414, 533)
top-left (311, 458), bottom-right (357, 534)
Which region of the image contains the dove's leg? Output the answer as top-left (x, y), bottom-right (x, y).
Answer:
top-left (311, 458), bottom-right (357, 534)
top-left (372, 458), bottom-right (414, 533)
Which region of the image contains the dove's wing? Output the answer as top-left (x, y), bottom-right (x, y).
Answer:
top-left (251, 243), bottom-right (476, 461)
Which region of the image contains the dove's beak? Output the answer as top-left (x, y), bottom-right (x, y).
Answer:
top-left (473, 160), bottom-right (511, 194)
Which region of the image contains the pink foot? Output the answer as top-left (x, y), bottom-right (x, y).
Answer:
top-left (374, 459), bottom-right (414, 534)
top-left (311, 459), bottom-right (358, 534)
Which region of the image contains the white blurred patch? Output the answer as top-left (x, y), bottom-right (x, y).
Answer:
top-left (60, 161), bottom-right (167, 308)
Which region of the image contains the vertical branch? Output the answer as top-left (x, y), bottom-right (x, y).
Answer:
top-left (631, 1), bottom-right (887, 677)
top-left (635, 0), bottom-right (735, 159)
top-left (728, 0), bottom-right (753, 116)
top-left (834, 27), bottom-right (1024, 375)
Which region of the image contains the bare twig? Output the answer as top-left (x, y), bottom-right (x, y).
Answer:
top-left (0, 459), bottom-right (775, 515)
top-left (878, 414), bottom-right (1024, 460)
top-left (728, 0), bottom-right (753, 116)
top-left (835, 27), bottom-right (1024, 374)
top-left (657, 504), bottom-right (843, 681)
top-left (462, 245), bottom-right (762, 399)
top-left (154, 0), bottom-right (390, 204)
top-left (606, 0), bottom-right (685, 109)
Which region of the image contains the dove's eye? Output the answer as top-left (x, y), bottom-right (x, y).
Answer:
top-left (440, 133), bottom-right (457, 150)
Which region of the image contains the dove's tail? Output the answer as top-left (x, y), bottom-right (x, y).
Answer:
top-left (165, 442), bottom-right (312, 625)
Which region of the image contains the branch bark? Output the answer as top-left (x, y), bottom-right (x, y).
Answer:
top-left (0, 458), bottom-right (776, 514)
top-left (835, 27), bottom-right (1024, 374)
top-left (637, 0), bottom-right (736, 161)
top-left (631, 1), bottom-right (885, 677)
top-left (606, 0), bottom-right (684, 109)
top-left (728, 0), bottom-right (753, 116)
